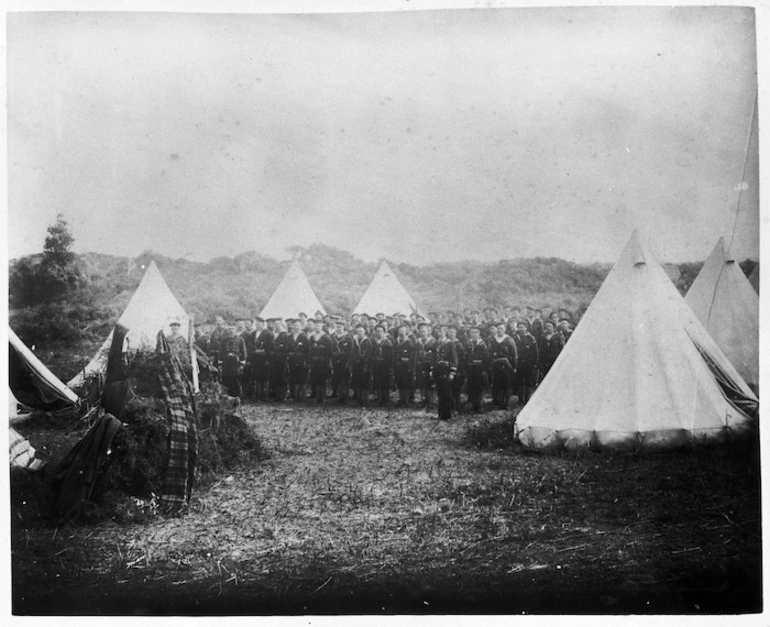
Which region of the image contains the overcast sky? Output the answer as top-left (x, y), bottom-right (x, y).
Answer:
top-left (6, 5), bottom-right (760, 265)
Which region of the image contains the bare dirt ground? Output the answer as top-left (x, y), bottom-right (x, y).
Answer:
top-left (10, 401), bottom-right (762, 615)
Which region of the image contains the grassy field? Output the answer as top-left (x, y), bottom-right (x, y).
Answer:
top-left (10, 400), bottom-right (762, 615)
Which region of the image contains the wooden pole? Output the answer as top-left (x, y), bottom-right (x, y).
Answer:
top-left (189, 314), bottom-right (200, 393)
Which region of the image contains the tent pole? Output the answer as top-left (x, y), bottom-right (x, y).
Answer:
top-left (189, 314), bottom-right (200, 393)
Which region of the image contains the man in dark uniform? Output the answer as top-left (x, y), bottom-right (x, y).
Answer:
top-left (513, 320), bottom-right (539, 405)
top-left (559, 318), bottom-right (573, 343)
top-left (433, 324), bottom-right (458, 421)
top-left (286, 318), bottom-right (309, 401)
top-left (393, 324), bottom-right (417, 406)
top-left (250, 317), bottom-right (273, 401)
top-left (207, 315), bottom-right (228, 379)
top-left (528, 306), bottom-right (544, 343)
top-left (416, 322), bottom-right (437, 409)
top-left (239, 317), bottom-right (257, 399)
top-left (371, 324), bottom-right (394, 407)
top-left (194, 323), bottom-right (210, 356)
top-left (539, 319), bottom-right (564, 383)
top-left (217, 322), bottom-right (248, 399)
top-left (269, 318), bottom-right (288, 402)
top-left (330, 318), bottom-right (352, 404)
top-left (446, 325), bottom-right (465, 411)
top-left (465, 325), bottom-right (489, 412)
top-left (350, 323), bottom-right (372, 406)
top-left (297, 312), bottom-right (309, 332)
top-left (488, 321), bottom-right (517, 409)
top-left (308, 317), bottom-right (332, 405)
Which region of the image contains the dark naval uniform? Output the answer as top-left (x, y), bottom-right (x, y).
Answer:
top-left (465, 336), bottom-right (489, 412)
top-left (371, 335), bottom-right (394, 407)
top-left (434, 338), bottom-right (458, 420)
top-left (286, 331), bottom-right (309, 400)
top-left (417, 335), bottom-right (438, 408)
top-left (251, 329), bottom-right (273, 400)
top-left (240, 328), bottom-right (257, 399)
top-left (513, 329), bottom-right (539, 404)
top-left (539, 331), bottom-right (564, 382)
top-left (393, 334), bottom-right (417, 406)
top-left (218, 332), bottom-right (248, 398)
top-left (270, 326), bottom-right (288, 401)
top-left (308, 331), bottom-right (333, 404)
top-left (350, 333), bottom-right (372, 406)
top-left (331, 330), bottom-right (353, 404)
top-left (488, 334), bottom-right (517, 409)
top-left (450, 337), bottom-right (466, 410)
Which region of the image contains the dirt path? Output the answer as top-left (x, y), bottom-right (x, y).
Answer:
top-left (11, 404), bottom-right (762, 615)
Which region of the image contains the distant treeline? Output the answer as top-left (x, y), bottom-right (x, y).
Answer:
top-left (8, 242), bottom-right (757, 347)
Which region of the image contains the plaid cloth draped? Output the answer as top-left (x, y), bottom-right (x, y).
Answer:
top-left (156, 331), bottom-right (198, 513)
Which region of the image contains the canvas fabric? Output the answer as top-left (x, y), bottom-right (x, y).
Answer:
top-left (68, 261), bottom-right (189, 388)
top-left (9, 327), bottom-right (79, 410)
top-left (515, 230), bottom-right (757, 452)
top-left (353, 260), bottom-right (427, 318)
top-left (685, 237), bottom-right (759, 390)
top-left (259, 260), bottom-right (326, 320)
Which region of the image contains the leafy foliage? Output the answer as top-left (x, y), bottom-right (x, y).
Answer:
top-left (10, 236), bottom-right (757, 346)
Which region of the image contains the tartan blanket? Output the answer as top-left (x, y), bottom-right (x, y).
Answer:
top-left (156, 331), bottom-right (198, 513)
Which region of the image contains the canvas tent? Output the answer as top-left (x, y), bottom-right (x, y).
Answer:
top-left (68, 261), bottom-right (189, 389)
top-left (10, 327), bottom-right (79, 411)
top-left (8, 330), bottom-right (75, 469)
top-left (515, 230), bottom-right (757, 452)
top-left (684, 237), bottom-right (759, 391)
top-left (748, 263), bottom-right (759, 294)
top-left (353, 260), bottom-right (427, 318)
top-left (259, 260), bottom-right (326, 320)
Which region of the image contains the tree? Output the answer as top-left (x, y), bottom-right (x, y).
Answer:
top-left (43, 213), bottom-right (76, 266)
top-left (37, 213), bottom-right (83, 299)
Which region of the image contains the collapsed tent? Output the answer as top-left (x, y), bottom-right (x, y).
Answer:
top-left (10, 327), bottom-right (79, 411)
top-left (68, 261), bottom-right (189, 389)
top-left (353, 260), bottom-right (427, 318)
top-left (258, 260), bottom-right (326, 320)
top-left (515, 230), bottom-right (757, 452)
top-left (8, 331), bottom-right (75, 469)
top-left (685, 237), bottom-right (759, 391)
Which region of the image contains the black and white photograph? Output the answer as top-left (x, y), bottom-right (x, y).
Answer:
top-left (4, 0), bottom-right (764, 618)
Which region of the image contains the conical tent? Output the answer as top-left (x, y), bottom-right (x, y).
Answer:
top-left (259, 260), bottom-right (326, 320)
top-left (685, 237), bottom-right (759, 391)
top-left (67, 261), bottom-right (189, 388)
top-left (353, 261), bottom-right (427, 317)
top-left (748, 264), bottom-right (759, 294)
top-left (9, 328), bottom-right (79, 410)
top-left (516, 230), bottom-right (757, 452)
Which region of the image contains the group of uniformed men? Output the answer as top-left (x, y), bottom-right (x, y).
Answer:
top-left (190, 305), bottom-right (574, 421)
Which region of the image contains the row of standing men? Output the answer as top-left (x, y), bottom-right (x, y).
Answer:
top-left (195, 311), bottom-right (573, 421)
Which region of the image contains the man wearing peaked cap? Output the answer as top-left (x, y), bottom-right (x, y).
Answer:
top-left (350, 322), bottom-right (372, 406)
top-left (287, 318), bottom-right (309, 401)
top-left (416, 321), bottom-right (437, 409)
top-left (330, 317), bottom-right (353, 404)
top-left (371, 323), bottom-right (394, 406)
top-left (269, 316), bottom-right (288, 402)
top-left (251, 316), bottom-right (273, 402)
top-left (240, 317), bottom-right (257, 399)
top-left (166, 317), bottom-right (190, 369)
top-left (308, 317), bottom-right (332, 405)
top-left (394, 323), bottom-right (417, 407)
